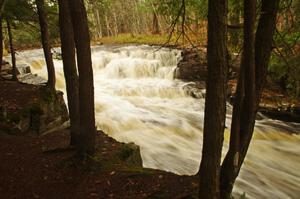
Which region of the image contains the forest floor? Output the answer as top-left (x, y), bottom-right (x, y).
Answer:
top-left (0, 129), bottom-right (198, 199)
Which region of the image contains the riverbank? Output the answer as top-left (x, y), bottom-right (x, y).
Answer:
top-left (0, 78), bottom-right (198, 199)
top-left (0, 129), bottom-right (198, 199)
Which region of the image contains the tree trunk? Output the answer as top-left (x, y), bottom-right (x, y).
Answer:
top-left (0, 18), bottom-right (3, 77)
top-left (6, 19), bottom-right (17, 81)
top-left (220, 1), bottom-right (279, 198)
top-left (0, 0), bottom-right (4, 77)
top-left (152, 12), bottom-right (160, 34)
top-left (36, 0), bottom-right (56, 89)
top-left (68, 0), bottom-right (96, 155)
top-left (198, 0), bottom-right (227, 199)
top-left (255, 0), bottom-right (280, 103)
top-left (58, 0), bottom-right (80, 146)
top-left (105, 15), bottom-right (110, 37)
top-left (95, 9), bottom-right (102, 38)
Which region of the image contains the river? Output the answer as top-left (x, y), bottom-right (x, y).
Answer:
top-left (15, 45), bottom-right (300, 199)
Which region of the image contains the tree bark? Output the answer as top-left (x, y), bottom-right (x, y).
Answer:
top-left (198, 0), bottom-right (227, 198)
top-left (0, 18), bottom-right (3, 77)
top-left (58, 0), bottom-right (80, 146)
top-left (36, 0), bottom-right (56, 89)
top-left (6, 19), bottom-right (17, 81)
top-left (68, 0), bottom-right (96, 155)
top-left (255, 0), bottom-right (280, 103)
top-left (152, 12), bottom-right (160, 34)
top-left (0, 0), bottom-right (4, 77)
top-left (220, 1), bottom-right (279, 198)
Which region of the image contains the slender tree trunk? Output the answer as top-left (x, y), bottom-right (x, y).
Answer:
top-left (0, 18), bottom-right (3, 77)
top-left (112, 11), bottom-right (118, 36)
top-left (58, 0), bottom-right (80, 146)
top-left (198, 0), bottom-right (227, 198)
top-left (0, 0), bottom-right (4, 77)
top-left (105, 15), bottom-right (110, 36)
top-left (36, 0), bottom-right (56, 89)
top-left (68, 0), bottom-right (96, 155)
top-left (255, 0), bottom-right (280, 103)
top-left (220, 1), bottom-right (279, 198)
top-left (95, 9), bottom-right (102, 38)
top-left (152, 12), bottom-right (160, 34)
top-left (6, 19), bottom-right (17, 81)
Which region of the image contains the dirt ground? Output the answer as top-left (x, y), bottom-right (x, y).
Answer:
top-left (0, 129), bottom-right (199, 199)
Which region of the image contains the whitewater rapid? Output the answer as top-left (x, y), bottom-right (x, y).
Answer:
top-left (15, 45), bottom-right (300, 199)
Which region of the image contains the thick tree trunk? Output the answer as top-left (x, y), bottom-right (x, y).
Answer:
top-left (198, 0), bottom-right (227, 199)
top-left (220, 1), bottom-right (279, 198)
top-left (68, 0), bottom-right (96, 155)
top-left (58, 0), bottom-right (80, 146)
top-left (6, 19), bottom-right (17, 81)
top-left (36, 0), bottom-right (56, 89)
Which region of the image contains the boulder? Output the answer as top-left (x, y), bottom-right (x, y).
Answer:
top-left (118, 142), bottom-right (143, 167)
top-left (0, 82), bottom-right (68, 135)
top-left (1, 61), bottom-right (32, 78)
top-left (175, 49), bottom-right (207, 81)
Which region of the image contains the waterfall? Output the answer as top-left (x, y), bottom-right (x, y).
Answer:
top-left (15, 45), bottom-right (300, 199)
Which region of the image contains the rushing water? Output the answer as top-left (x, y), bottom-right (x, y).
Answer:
top-left (15, 45), bottom-right (300, 199)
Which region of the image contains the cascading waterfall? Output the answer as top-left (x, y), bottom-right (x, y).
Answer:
top-left (15, 45), bottom-right (300, 199)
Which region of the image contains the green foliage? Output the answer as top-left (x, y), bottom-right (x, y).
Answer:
top-left (269, 54), bottom-right (300, 97)
top-left (2, 0), bottom-right (59, 48)
top-left (268, 0), bottom-right (300, 98)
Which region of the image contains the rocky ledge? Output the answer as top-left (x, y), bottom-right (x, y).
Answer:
top-left (175, 49), bottom-right (300, 123)
top-left (175, 48), bottom-right (207, 81)
top-left (0, 81), bottom-right (68, 135)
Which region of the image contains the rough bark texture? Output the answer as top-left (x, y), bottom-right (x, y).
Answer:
top-left (68, 0), bottom-right (96, 155)
top-left (198, 0), bottom-right (227, 199)
top-left (36, 0), bottom-right (56, 89)
top-left (6, 19), bottom-right (17, 81)
top-left (220, 1), bottom-right (279, 198)
top-left (58, 0), bottom-right (80, 146)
